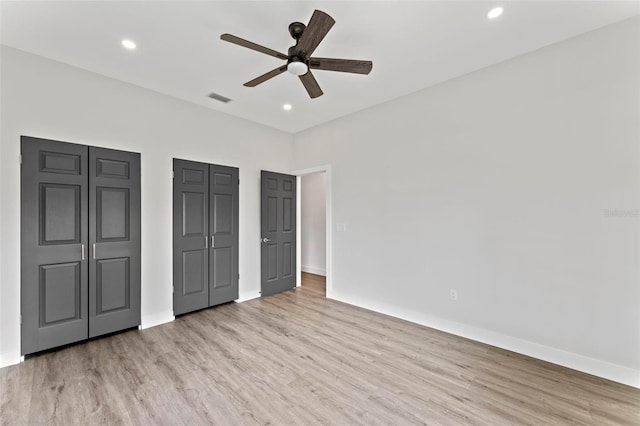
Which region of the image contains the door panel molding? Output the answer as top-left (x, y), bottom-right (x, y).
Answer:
top-left (95, 257), bottom-right (131, 315)
top-left (39, 183), bottom-right (81, 245)
top-left (39, 151), bottom-right (82, 175)
top-left (96, 187), bottom-right (130, 242)
top-left (96, 158), bottom-right (130, 179)
top-left (182, 249), bottom-right (207, 296)
top-left (39, 262), bottom-right (82, 326)
top-left (182, 192), bottom-right (206, 237)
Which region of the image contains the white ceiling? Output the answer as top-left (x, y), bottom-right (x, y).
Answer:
top-left (1, 1), bottom-right (638, 134)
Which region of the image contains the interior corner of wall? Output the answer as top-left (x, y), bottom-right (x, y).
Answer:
top-left (236, 292), bottom-right (261, 303)
top-left (140, 311), bottom-right (175, 330)
top-left (0, 349), bottom-right (22, 369)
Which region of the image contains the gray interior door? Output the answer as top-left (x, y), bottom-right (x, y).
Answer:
top-left (261, 171), bottom-right (297, 297)
top-left (88, 147), bottom-right (141, 338)
top-left (209, 164), bottom-right (239, 306)
top-left (21, 137), bottom-right (89, 355)
top-left (173, 159), bottom-right (209, 315)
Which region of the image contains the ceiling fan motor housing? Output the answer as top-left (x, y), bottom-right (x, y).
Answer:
top-left (287, 44), bottom-right (306, 59)
top-left (288, 22), bottom-right (306, 40)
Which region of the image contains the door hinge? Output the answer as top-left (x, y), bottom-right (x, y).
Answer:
top-left (172, 171), bottom-right (175, 179)
top-left (20, 314), bottom-right (23, 325)
top-left (19, 154), bottom-right (22, 165)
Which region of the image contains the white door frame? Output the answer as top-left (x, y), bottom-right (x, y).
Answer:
top-left (291, 165), bottom-right (332, 297)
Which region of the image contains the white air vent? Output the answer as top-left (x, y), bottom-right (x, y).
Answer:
top-left (207, 92), bottom-right (232, 103)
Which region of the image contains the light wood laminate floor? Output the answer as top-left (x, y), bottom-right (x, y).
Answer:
top-left (1, 273), bottom-right (639, 425)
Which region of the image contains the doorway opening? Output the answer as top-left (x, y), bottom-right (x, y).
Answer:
top-left (294, 165), bottom-right (331, 298)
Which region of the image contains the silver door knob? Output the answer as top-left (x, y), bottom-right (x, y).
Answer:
top-left (261, 237), bottom-right (271, 243)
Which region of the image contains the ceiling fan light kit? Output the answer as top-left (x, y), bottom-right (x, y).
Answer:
top-left (287, 58), bottom-right (308, 76)
top-left (220, 10), bottom-right (373, 99)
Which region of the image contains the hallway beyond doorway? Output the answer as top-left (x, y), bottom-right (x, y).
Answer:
top-left (301, 272), bottom-right (326, 297)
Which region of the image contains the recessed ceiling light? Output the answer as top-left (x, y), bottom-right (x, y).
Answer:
top-left (487, 7), bottom-right (504, 19)
top-left (121, 39), bottom-right (137, 50)
top-left (283, 103), bottom-right (292, 111)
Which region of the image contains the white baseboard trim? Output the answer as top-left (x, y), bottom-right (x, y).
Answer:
top-left (329, 292), bottom-right (640, 389)
top-left (0, 350), bottom-right (21, 369)
top-left (301, 265), bottom-right (326, 276)
top-left (140, 311), bottom-right (174, 330)
top-left (236, 292), bottom-right (260, 303)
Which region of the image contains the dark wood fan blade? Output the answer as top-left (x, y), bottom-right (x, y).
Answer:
top-left (221, 34), bottom-right (288, 60)
top-left (299, 71), bottom-right (323, 98)
top-left (244, 66), bottom-right (288, 87)
top-left (309, 58), bottom-right (373, 74)
top-left (295, 10), bottom-right (335, 58)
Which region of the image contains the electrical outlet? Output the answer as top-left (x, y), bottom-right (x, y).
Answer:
top-left (450, 289), bottom-right (458, 301)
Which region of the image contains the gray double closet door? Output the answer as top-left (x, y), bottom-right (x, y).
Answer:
top-left (173, 159), bottom-right (239, 315)
top-left (21, 136), bottom-right (141, 355)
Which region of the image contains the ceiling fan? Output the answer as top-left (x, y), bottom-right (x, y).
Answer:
top-left (220, 9), bottom-right (373, 99)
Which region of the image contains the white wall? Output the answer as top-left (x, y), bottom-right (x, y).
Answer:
top-left (293, 17), bottom-right (640, 387)
top-left (0, 46), bottom-right (294, 366)
top-left (301, 173), bottom-right (326, 276)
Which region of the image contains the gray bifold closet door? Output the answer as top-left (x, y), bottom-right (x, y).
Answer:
top-left (173, 159), bottom-right (238, 316)
top-left (88, 147), bottom-right (141, 338)
top-left (209, 164), bottom-right (239, 305)
top-left (21, 136), bottom-right (141, 355)
top-left (173, 159), bottom-right (209, 315)
top-left (21, 138), bottom-right (89, 354)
